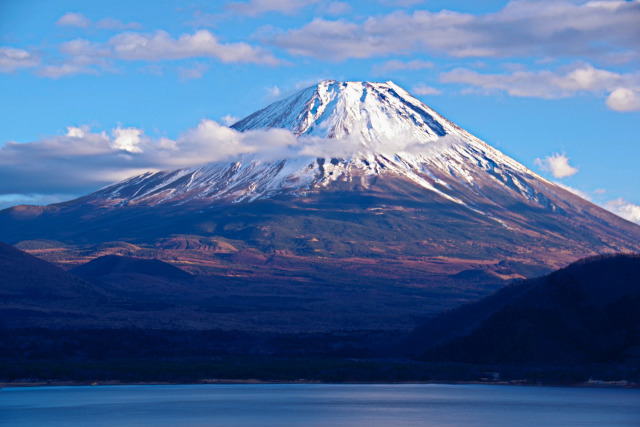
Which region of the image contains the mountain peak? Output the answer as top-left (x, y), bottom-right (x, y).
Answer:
top-left (78, 79), bottom-right (548, 207)
top-left (232, 80), bottom-right (453, 145)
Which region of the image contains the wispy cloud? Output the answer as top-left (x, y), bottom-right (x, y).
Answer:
top-left (535, 153), bottom-right (578, 178)
top-left (226, 0), bottom-right (320, 17)
top-left (221, 115), bottom-right (240, 126)
top-left (56, 12), bottom-right (91, 28)
top-left (267, 1), bottom-right (640, 62)
top-left (265, 85), bottom-right (282, 98)
top-left (554, 182), bottom-right (591, 201)
top-left (110, 30), bottom-right (280, 64)
top-left (553, 182), bottom-right (640, 225)
top-left (0, 119), bottom-right (464, 203)
top-left (604, 198), bottom-right (640, 224)
top-left (95, 17), bottom-right (142, 31)
top-left (178, 63), bottom-right (209, 81)
top-left (0, 193), bottom-right (78, 210)
top-left (379, 0), bottom-right (425, 7)
top-left (56, 12), bottom-right (141, 30)
top-left (373, 59), bottom-right (433, 75)
top-left (0, 121), bottom-right (295, 197)
top-left (0, 47), bottom-right (40, 73)
top-left (440, 64), bottom-right (640, 111)
top-left (37, 39), bottom-right (111, 78)
top-left (30, 28), bottom-right (281, 78)
top-left (412, 83), bottom-right (441, 96)
top-left (322, 2), bottom-right (353, 16)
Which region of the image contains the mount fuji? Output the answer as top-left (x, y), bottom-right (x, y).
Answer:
top-left (2, 80), bottom-right (640, 323)
top-left (80, 80), bottom-right (573, 209)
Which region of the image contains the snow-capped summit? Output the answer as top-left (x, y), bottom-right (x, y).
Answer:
top-left (233, 80), bottom-right (449, 144)
top-left (87, 80), bottom-right (539, 208)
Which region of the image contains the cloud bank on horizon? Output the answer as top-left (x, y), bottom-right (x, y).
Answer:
top-left (0, 0), bottom-right (639, 223)
top-left (0, 118), bottom-right (464, 197)
top-left (2, 115), bottom-right (640, 225)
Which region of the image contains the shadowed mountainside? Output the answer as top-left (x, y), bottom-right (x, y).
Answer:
top-left (405, 254), bottom-right (640, 365)
top-left (1, 248), bottom-right (503, 332)
top-left (70, 255), bottom-right (192, 280)
top-left (2, 251), bottom-right (639, 384)
top-left (0, 241), bottom-right (110, 328)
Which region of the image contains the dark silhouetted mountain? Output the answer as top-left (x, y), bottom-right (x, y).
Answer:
top-left (0, 241), bottom-right (104, 300)
top-left (70, 255), bottom-right (192, 280)
top-left (406, 254), bottom-right (640, 365)
top-left (0, 241), bottom-right (108, 328)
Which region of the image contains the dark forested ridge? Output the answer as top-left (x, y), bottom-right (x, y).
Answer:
top-left (405, 254), bottom-right (640, 367)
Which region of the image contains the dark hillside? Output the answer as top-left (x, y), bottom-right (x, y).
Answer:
top-left (70, 255), bottom-right (192, 280)
top-left (406, 254), bottom-right (640, 365)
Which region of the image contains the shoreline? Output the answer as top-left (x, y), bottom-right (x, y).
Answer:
top-left (2, 379), bottom-right (637, 389)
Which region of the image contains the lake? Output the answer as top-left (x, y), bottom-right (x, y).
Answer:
top-left (1, 383), bottom-right (639, 426)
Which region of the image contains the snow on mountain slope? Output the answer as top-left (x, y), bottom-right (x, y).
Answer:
top-left (233, 80), bottom-right (449, 143)
top-left (86, 80), bottom-right (572, 218)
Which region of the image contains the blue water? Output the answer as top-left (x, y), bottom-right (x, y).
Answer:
top-left (1, 383), bottom-right (639, 426)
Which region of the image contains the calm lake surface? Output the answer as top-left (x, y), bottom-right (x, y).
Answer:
top-left (1, 383), bottom-right (639, 426)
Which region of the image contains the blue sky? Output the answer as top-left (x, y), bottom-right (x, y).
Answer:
top-left (1, 0), bottom-right (639, 222)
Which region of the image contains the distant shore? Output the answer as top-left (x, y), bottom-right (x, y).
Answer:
top-left (2, 379), bottom-right (637, 389)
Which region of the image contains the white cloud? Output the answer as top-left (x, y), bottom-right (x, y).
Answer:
top-left (66, 126), bottom-right (89, 138)
top-left (379, 0), bottom-right (425, 6)
top-left (267, 1), bottom-right (640, 62)
top-left (268, 18), bottom-right (374, 61)
top-left (0, 119), bottom-right (460, 202)
top-left (0, 129), bottom-right (117, 196)
top-left (110, 30), bottom-right (280, 65)
top-left (56, 12), bottom-right (141, 31)
top-left (554, 182), bottom-right (591, 201)
top-left (140, 64), bottom-right (164, 75)
top-left (33, 28), bottom-right (280, 79)
top-left (37, 39), bottom-right (112, 78)
top-left (37, 63), bottom-right (98, 78)
top-left (604, 198), bottom-right (640, 224)
top-left (373, 59), bottom-right (434, 74)
top-left (0, 193), bottom-right (77, 210)
top-left (221, 115), bottom-right (240, 126)
top-left (550, 184), bottom-right (640, 224)
top-left (412, 83), bottom-right (442, 96)
top-left (178, 63), bottom-right (209, 81)
top-left (535, 153), bottom-right (579, 178)
top-left (95, 18), bottom-right (142, 31)
top-left (441, 64), bottom-right (634, 98)
top-left (0, 121), bottom-right (293, 198)
top-left (606, 87), bottom-right (640, 112)
top-left (0, 47), bottom-right (40, 72)
top-left (112, 127), bottom-right (144, 153)
top-left (266, 85), bottom-right (282, 98)
top-left (59, 39), bottom-right (108, 59)
top-left (440, 64), bottom-right (640, 111)
top-left (324, 2), bottom-right (352, 16)
top-left (226, 0), bottom-right (319, 17)
top-left (56, 12), bottom-right (91, 28)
